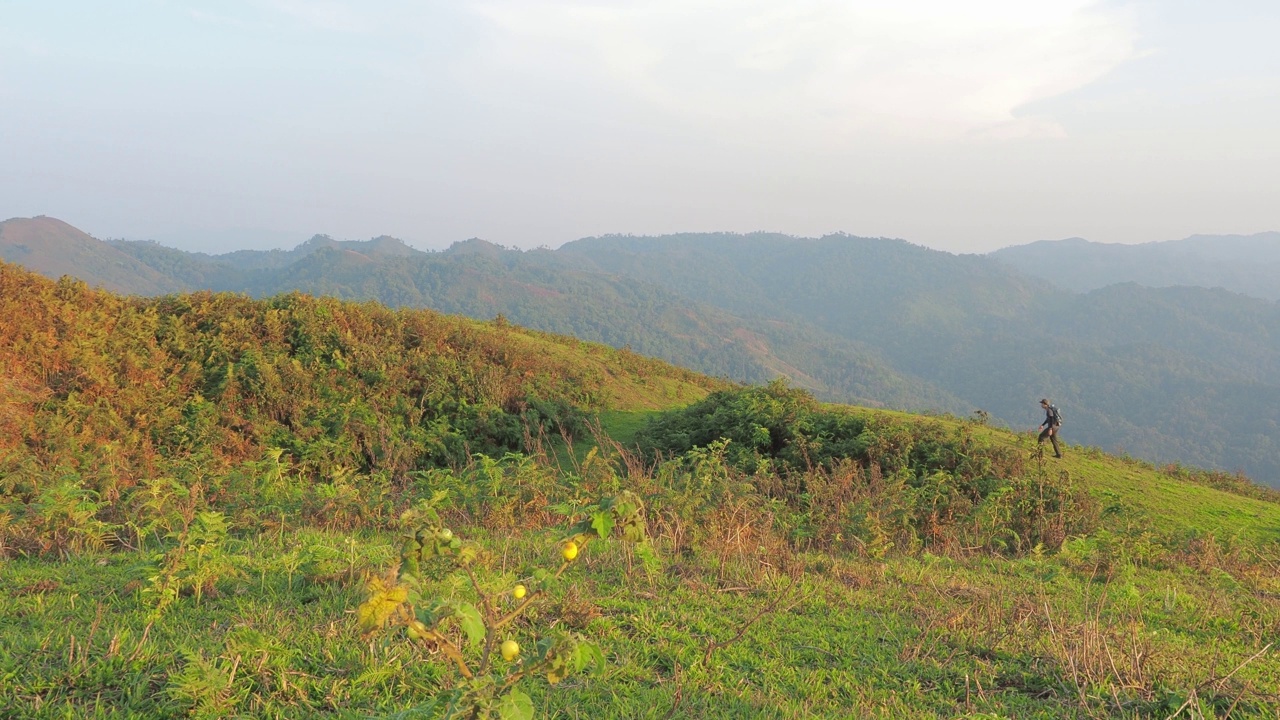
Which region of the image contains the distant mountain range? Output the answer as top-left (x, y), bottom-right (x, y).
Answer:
top-left (991, 233), bottom-right (1280, 301)
top-left (3, 216), bottom-right (1278, 486)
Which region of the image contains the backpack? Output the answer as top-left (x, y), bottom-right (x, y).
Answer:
top-left (1050, 404), bottom-right (1063, 426)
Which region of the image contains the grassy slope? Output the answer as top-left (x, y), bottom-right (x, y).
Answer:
top-left (3, 345), bottom-right (1279, 716)
top-left (0, 260), bottom-right (728, 492)
top-left (816, 407), bottom-right (1280, 547)
top-left (3, 509), bottom-right (1277, 718)
top-left (505, 333), bottom-right (720, 412)
top-left (991, 432), bottom-right (1280, 546)
top-left (1073, 453), bottom-right (1280, 545)
top-left (9, 408), bottom-right (1273, 718)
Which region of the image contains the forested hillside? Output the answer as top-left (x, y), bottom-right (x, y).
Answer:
top-left (7, 217), bottom-right (1280, 485)
top-left (0, 216), bottom-right (181, 294)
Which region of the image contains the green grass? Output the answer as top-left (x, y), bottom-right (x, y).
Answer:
top-left (4, 524), bottom-right (1277, 719)
top-left (1070, 452), bottom-right (1280, 545)
top-left (593, 411), bottom-right (652, 449)
top-left (3, 406), bottom-right (1279, 718)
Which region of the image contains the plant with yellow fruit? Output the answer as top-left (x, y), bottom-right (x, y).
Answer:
top-left (561, 540), bottom-right (579, 561)
top-left (500, 639), bottom-right (520, 662)
top-left (356, 490), bottom-right (652, 719)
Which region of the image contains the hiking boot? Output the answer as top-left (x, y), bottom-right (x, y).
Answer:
top-left (1054, 454), bottom-right (1063, 459)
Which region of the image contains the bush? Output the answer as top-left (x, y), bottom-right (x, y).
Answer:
top-left (637, 382), bottom-right (1096, 556)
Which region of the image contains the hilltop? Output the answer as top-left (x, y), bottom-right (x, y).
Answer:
top-left (0, 216), bottom-right (181, 295)
top-left (1, 266), bottom-right (1278, 718)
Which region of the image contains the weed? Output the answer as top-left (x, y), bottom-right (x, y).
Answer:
top-left (357, 491), bottom-right (651, 718)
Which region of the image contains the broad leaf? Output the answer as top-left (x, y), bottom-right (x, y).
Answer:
top-left (573, 641), bottom-right (606, 675)
top-left (454, 603), bottom-right (485, 647)
top-left (496, 690), bottom-right (534, 720)
top-left (590, 510), bottom-right (615, 540)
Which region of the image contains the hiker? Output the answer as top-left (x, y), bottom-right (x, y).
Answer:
top-left (1037, 398), bottom-right (1063, 458)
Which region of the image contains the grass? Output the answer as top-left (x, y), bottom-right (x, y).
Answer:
top-left (4, 526), bottom-right (1277, 718)
top-left (593, 411), bottom-right (652, 448)
top-left (2, 407), bottom-right (1279, 718)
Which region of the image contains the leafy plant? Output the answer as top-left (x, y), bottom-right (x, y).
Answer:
top-left (357, 492), bottom-right (652, 718)
top-left (142, 510), bottom-right (245, 614)
top-left (38, 472), bottom-right (119, 556)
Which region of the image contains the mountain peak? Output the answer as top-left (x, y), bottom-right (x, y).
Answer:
top-left (0, 215), bottom-right (179, 294)
top-left (444, 238), bottom-right (508, 257)
top-left (364, 235), bottom-right (420, 256)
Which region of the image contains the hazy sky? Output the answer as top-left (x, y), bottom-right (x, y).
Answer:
top-left (2, 1), bottom-right (1278, 253)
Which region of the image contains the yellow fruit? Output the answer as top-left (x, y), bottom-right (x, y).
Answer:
top-left (407, 620), bottom-right (428, 640)
top-left (513, 584), bottom-right (527, 600)
top-left (561, 541), bottom-right (579, 561)
top-left (438, 528), bottom-right (453, 540)
top-left (500, 639), bottom-right (520, 662)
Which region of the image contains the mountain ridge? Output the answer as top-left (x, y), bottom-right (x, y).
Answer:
top-left (991, 232), bottom-right (1280, 300)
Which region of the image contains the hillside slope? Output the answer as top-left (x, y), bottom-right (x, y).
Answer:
top-left (3, 373), bottom-right (1279, 718)
top-left (0, 260), bottom-right (724, 493)
top-left (1, 269), bottom-right (1278, 718)
top-left (0, 216), bottom-right (180, 294)
top-left (108, 234), bottom-right (965, 414)
top-left (557, 233), bottom-right (1280, 486)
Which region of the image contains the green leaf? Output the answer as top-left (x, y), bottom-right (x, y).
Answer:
top-left (573, 641), bottom-right (606, 674)
top-left (590, 510), bottom-right (615, 540)
top-left (547, 502), bottom-right (576, 517)
top-left (620, 516), bottom-right (646, 543)
top-left (417, 599), bottom-right (449, 629)
top-left (634, 542), bottom-right (660, 575)
top-left (455, 603), bottom-right (486, 647)
top-left (496, 690), bottom-right (534, 720)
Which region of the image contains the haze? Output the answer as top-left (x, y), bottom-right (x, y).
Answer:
top-left (2, 1), bottom-right (1278, 253)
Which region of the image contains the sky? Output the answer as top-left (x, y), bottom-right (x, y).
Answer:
top-left (2, 0), bottom-right (1278, 254)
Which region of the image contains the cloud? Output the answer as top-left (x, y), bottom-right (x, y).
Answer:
top-left (465, 0), bottom-right (1140, 142)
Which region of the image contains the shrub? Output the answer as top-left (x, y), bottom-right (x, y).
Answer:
top-left (637, 382), bottom-right (1096, 556)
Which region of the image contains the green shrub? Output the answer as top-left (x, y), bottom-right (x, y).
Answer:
top-left (637, 382), bottom-right (1096, 556)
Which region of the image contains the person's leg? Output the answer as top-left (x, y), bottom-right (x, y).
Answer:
top-left (1038, 427), bottom-right (1050, 444)
top-left (1050, 427), bottom-right (1062, 458)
